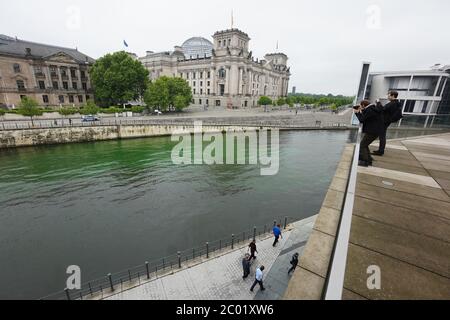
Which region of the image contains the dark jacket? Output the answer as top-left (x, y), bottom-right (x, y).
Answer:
top-left (355, 104), bottom-right (384, 136)
top-left (242, 258), bottom-right (251, 272)
top-left (381, 100), bottom-right (402, 125)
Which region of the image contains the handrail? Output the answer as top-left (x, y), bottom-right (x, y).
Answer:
top-left (39, 216), bottom-right (293, 300)
top-left (323, 125), bottom-right (362, 300)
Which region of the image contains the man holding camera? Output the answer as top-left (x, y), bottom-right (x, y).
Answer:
top-left (354, 100), bottom-right (384, 167)
top-left (372, 91), bottom-right (403, 156)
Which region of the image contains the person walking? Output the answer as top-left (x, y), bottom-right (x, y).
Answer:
top-left (288, 253), bottom-right (299, 275)
top-left (272, 224), bottom-right (283, 247)
top-left (242, 254), bottom-right (251, 279)
top-left (372, 91), bottom-right (403, 156)
top-left (250, 266), bottom-right (265, 292)
top-left (354, 100), bottom-right (384, 167)
top-left (248, 240), bottom-right (258, 261)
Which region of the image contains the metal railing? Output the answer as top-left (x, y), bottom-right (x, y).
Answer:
top-left (40, 217), bottom-right (292, 300)
top-left (323, 125), bottom-right (362, 300)
top-left (0, 118), bottom-right (352, 131)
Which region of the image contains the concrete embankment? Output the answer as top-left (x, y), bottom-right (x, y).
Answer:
top-left (0, 124), bottom-right (274, 149)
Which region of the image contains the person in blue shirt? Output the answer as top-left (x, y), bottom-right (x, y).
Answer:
top-left (272, 224), bottom-right (283, 247)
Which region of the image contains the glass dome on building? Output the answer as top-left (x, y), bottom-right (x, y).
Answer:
top-left (181, 37), bottom-right (213, 59)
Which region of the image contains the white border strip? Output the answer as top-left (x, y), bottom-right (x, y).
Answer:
top-left (324, 125), bottom-right (362, 300)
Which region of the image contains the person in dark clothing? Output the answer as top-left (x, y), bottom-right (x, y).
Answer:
top-left (288, 252), bottom-right (299, 275)
top-left (248, 240), bottom-right (258, 261)
top-left (242, 254), bottom-right (251, 279)
top-left (372, 91), bottom-right (402, 156)
top-left (354, 100), bottom-right (384, 167)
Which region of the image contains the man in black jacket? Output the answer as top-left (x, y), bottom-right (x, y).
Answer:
top-left (355, 100), bottom-right (384, 167)
top-left (372, 91), bottom-right (402, 156)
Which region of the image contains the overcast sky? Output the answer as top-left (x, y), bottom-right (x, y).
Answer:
top-left (1, 0), bottom-right (449, 96)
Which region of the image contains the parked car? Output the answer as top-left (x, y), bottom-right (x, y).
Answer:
top-left (152, 110), bottom-right (163, 115)
top-left (81, 115), bottom-right (100, 122)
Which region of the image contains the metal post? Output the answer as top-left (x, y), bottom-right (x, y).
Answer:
top-left (108, 273), bottom-right (114, 292)
top-left (243, 232), bottom-right (245, 243)
top-left (231, 234), bottom-right (234, 249)
top-left (145, 261), bottom-right (150, 279)
top-left (284, 217), bottom-right (288, 230)
top-left (219, 240), bottom-right (222, 251)
top-left (253, 226), bottom-right (257, 241)
top-left (88, 282), bottom-right (93, 296)
top-left (206, 242), bottom-right (209, 258)
top-left (264, 225), bottom-right (267, 234)
top-left (162, 258), bottom-right (165, 269)
top-left (64, 288), bottom-right (70, 300)
top-left (178, 252), bottom-right (181, 268)
top-left (128, 270), bottom-right (132, 282)
top-left (193, 248), bottom-right (195, 259)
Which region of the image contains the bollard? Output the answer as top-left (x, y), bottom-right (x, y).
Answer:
top-left (128, 270), bottom-right (132, 282)
top-left (284, 217), bottom-right (288, 230)
top-left (193, 248), bottom-right (195, 259)
top-left (243, 232), bottom-right (245, 243)
top-left (162, 258), bottom-right (165, 270)
top-left (108, 273), bottom-right (114, 292)
top-left (178, 252), bottom-right (181, 268)
top-left (231, 234), bottom-right (235, 249)
top-left (64, 288), bottom-right (71, 301)
top-left (219, 240), bottom-right (222, 251)
top-left (145, 261), bottom-right (150, 279)
top-left (206, 242), bottom-right (209, 258)
top-left (264, 225), bottom-right (267, 235)
top-left (253, 226), bottom-right (257, 241)
top-left (79, 292), bottom-right (83, 300)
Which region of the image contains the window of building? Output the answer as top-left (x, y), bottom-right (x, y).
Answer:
top-left (69, 95), bottom-right (74, 103)
top-left (193, 81), bottom-right (196, 87)
top-left (61, 68), bottom-right (67, 77)
top-left (193, 89), bottom-right (196, 94)
top-left (82, 82), bottom-right (87, 90)
top-left (219, 40), bottom-right (222, 47)
top-left (78, 95), bottom-right (83, 103)
top-left (200, 89), bottom-right (203, 95)
top-left (34, 65), bottom-right (43, 74)
top-left (13, 63), bottom-right (21, 73)
top-left (59, 95), bottom-right (65, 103)
top-left (207, 72), bottom-right (211, 79)
top-left (199, 99), bottom-right (202, 105)
top-left (207, 81), bottom-right (210, 86)
top-left (53, 81), bottom-right (59, 89)
top-left (404, 100), bottom-right (415, 113)
top-left (193, 72), bottom-right (196, 79)
top-left (16, 80), bottom-right (25, 90)
top-left (180, 73), bottom-right (183, 78)
top-left (50, 66), bottom-right (58, 77)
top-left (186, 73), bottom-right (189, 80)
top-left (219, 68), bottom-right (226, 79)
top-left (206, 99), bottom-right (209, 105)
top-left (70, 69), bottom-right (77, 78)
top-left (43, 95), bottom-right (49, 103)
top-left (73, 82), bottom-right (78, 90)
top-left (86, 95), bottom-right (91, 101)
top-left (200, 81), bottom-right (203, 87)
top-left (216, 100), bottom-right (221, 106)
top-left (219, 84), bottom-right (225, 96)
top-left (200, 72), bottom-right (203, 79)
top-left (207, 89), bottom-right (210, 95)
top-left (63, 82), bottom-right (68, 90)
top-left (38, 81), bottom-right (45, 90)
top-left (80, 70), bottom-right (86, 79)
top-left (228, 39), bottom-right (231, 46)
top-left (245, 101), bottom-right (248, 107)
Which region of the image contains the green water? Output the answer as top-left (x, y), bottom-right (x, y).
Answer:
top-left (0, 128), bottom-right (435, 299)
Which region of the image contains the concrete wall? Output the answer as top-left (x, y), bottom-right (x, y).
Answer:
top-left (0, 124), bottom-right (266, 148)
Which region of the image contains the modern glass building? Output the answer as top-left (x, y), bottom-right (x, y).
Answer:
top-left (357, 63), bottom-right (450, 128)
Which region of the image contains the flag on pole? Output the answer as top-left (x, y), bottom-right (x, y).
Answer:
top-left (123, 40), bottom-right (129, 48)
top-left (231, 10), bottom-right (234, 29)
top-left (276, 41), bottom-right (279, 51)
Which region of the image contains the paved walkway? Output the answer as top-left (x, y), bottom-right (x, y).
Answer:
top-left (105, 216), bottom-right (316, 300)
top-left (343, 133), bottom-right (450, 299)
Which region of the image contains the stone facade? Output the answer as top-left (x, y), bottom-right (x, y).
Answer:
top-left (0, 35), bottom-right (95, 108)
top-left (139, 29), bottom-right (291, 108)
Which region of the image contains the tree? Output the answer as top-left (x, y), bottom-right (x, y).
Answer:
top-left (90, 51), bottom-right (149, 107)
top-left (144, 76), bottom-right (192, 112)
top-left (285, 96), bottom-right (294, 108)
top-left (59, 107), bottom-right (78, 126)
top-left (276, 98), bottom-right (286, 106)
top-left (18, 97), bottom-right (43, 125)
top-left (0, 108), bottom-right (5, 119)
top-left (258, 96), bottom-right (272, 106)
top-left (80, 100), bottom-right (100, 115)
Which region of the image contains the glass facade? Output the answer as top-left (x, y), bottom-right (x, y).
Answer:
top-left (181, 37), bottom-right (213, 59)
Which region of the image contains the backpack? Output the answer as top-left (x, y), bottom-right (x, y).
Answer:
top-left (390, 102), bottom-right (403, 123)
